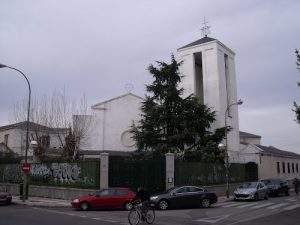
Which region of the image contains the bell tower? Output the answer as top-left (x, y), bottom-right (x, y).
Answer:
top-left (177, 25), bottom-right (240, 161)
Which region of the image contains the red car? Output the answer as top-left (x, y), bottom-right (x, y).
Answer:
top-left (71, 187), bottom-right (135, 211)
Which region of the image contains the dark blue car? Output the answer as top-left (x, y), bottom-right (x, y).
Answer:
top-left (150, 186), bottom-right (217, 210)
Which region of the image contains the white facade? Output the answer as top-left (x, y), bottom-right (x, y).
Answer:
top-left (79, 93), bottom-right (142, 152)
top-left (239, 144), bottom-right (300, 180)
top-left (177, 38), bottom-right (240, 161)
top-left (0, 128), bottom-right (22, 155)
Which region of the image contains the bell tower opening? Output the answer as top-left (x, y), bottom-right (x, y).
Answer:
top-left (194, 52), bottom-right (204, 104)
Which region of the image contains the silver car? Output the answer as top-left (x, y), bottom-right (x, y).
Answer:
top-left (233, 182), bottom-right (269, 201)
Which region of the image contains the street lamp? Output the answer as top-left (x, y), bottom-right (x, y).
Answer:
top-left (0, 63), bottom-right (31, 202)
top-left (219, 99), bottom-right (243, 198)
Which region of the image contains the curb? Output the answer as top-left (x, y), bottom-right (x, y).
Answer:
top-left (14, 201), bottom-right (71, 208)
top-left (12, 196), bottom-right (71, 208)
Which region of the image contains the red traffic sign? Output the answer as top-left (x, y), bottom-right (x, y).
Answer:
top-left (22, 163), bottom-right (30, 174)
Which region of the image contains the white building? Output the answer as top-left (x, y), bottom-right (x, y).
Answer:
top-left (78, 93), bottom-right (142, 156)
top-left (81, 35), bottom-right (241, 160)
top-left (240, 143), bottom-right (300, 180)
top-left (77, 34), bottom-right (300, 181)
top-left (0, 121), bottom-right (67, 157)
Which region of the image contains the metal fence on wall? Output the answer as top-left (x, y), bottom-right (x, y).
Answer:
top-left (109, 156), bottom-right (166, 194)
top-left (175, 161), bottom-right (258, 186)
top-left (0, 161), bottom-right (100, 189)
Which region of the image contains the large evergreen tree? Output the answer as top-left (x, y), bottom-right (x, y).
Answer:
top-left (294, 49), bottom-right (300, 123)
top-left (132, 55), bottom-right (226, 162)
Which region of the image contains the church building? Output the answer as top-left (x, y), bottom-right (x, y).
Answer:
top-left (76, 32), bottom-right (300, 181)
top-left (79, 32), bottom-right (241, 162)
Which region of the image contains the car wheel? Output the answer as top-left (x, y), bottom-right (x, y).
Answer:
top-left (80, 202), bottom-right (90, 211)
top-left (158, 200), bottom-right (169, 210)
top-left (264, 193), bottom-right (268, 200)
top-left (124, 202), bottom-right (133, 211)
top-left (254, 193), bottom-right (259, 201)
top-left (6, 199), bottom-right (12, 205)
top-left (285, 190), bottom-right (289, 196)
top-left (201, 198), bottom-right (211, 208)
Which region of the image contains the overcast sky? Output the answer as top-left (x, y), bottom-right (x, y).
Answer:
top-left (0, 0), bottom-right (299, 153)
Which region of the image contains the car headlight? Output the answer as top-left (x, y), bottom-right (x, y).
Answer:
top-left (150, 196), bottom-right (158, 200)
top-left (73, 199), bottom-right (80, 203)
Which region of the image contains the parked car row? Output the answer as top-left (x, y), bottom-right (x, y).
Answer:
top-left (1, 178), bottom-right (290, 210)
top-left (70, 178), bottom-right (291, 211)
top-left (233, 178), bottom-right (290, 201)
top-left (71, 185), bottom-right (217, 211)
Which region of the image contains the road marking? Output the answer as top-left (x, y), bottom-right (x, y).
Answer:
top-left (78, 215), bottom-right (87, 218)
top-left (226, 212), bottom-right (271, 225)
top-left (194, 214), bottom-right (231, 223)
top-left (216, 201), bottom-right (235, 206)
top-left (236, 202), bottom-right (259, 208)
top-left (33, 207), bottom-right (120, 223)
top-left (267, 203), bottom-right (289, 210)
top-left (222, 202), bottom-right (247, 208)
top-left (286, 198), bottom-right (297, 202)
top-left (283, 203), bottom-right (300, 211)
top-left (251, 202), bottom-right (274, 209)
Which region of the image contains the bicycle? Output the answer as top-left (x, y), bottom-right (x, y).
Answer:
top-left (128, 201), bottom-right (155, 225)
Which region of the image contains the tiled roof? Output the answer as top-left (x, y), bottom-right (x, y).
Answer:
top-left (255, 145), bottom-right (300, 159)
top-left (91, 93), bottom-right (143, 109)
top-left (0, 121), bottom-right (68, 132)
top-left (178, 36), bottom-right (216, 50)
top-left (240, 131), bottom-right (261, 139)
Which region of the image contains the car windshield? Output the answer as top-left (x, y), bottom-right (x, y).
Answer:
top-left (240, 182), bottom-right (257, 188)
top-left (92, 189), bottom-right (115, 196)
top-left (261, 180), bottom-right (270, 185)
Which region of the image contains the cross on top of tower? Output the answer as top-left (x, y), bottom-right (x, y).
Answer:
top-left (201, 17), bottom-right (211, 37)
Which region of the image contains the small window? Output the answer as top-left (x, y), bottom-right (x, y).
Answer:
top-left (292, 163), bottom-right (295, 173)
top-left (175, 187), bottom-right (188, 194)
top-left (296, 163), bottom-right (299, 173)
top-left (99, 189), bottom-right (115, 196)
top-left (4, 134), bottom-right (9, 146)
top-left (277, 162), bottom-right (280, 174)
top-left (282, 162), bottom-right (286, 173)
top-left (288, 163), bottom-right (290, 174)
top-left (115, 189), bottom-right (128, 196)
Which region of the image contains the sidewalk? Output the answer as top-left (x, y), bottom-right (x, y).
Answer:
top-left (12, 195), bottom-right (71, 208)
top-left (12, 194), bottom-right (233, 208)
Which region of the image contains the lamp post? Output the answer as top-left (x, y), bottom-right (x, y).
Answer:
top-left (219, 99), bottom-right (243, 198)
top-left (0, 63), bottom-right (31, 202)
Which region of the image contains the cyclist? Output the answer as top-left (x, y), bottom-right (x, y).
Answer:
top-left (135, 186), bottom-right (150, 203)
top-left (133, 187), bottom-right (150, 220)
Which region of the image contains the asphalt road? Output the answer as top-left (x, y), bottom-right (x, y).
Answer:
top-left (0, 193), bottom-right (299, 225)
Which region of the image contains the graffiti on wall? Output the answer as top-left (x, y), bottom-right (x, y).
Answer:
top-left (30, 163), bottom-right (93, 184)
top-left (1, 162), bottom-right (97, 186)
top-left (0, 164), bottom-right (22, 183)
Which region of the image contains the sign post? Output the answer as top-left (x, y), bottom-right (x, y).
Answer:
top-left (22, 163), bottom-right (30, 174)
top-left (21, 163), bottom-right (30, 200)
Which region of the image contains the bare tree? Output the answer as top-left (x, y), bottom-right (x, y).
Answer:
top-left (10, 89), bottom-right (92, 160)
